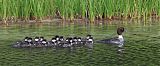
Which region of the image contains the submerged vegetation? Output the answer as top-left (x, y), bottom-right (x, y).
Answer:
top-left (1, 0), bottom-right (160, 22)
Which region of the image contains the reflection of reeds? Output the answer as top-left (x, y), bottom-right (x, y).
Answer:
top-left (1, 0), bottom-right (160, 22)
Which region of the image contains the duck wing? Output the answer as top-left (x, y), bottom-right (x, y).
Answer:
top-left (96, 37), bottom-right (120, 44)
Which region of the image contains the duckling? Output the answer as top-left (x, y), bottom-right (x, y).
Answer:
top-left (34, 36), bottom-right (39, 42)
top-left (62, 37), bottom-right (73, 48)
top-left (85, 35), bottom-right (94, 49)
top-left (77, 37), bottom-right (82, 42)
top-left (41, 39), bottom-right (48, 46)
top-left (48, 37), bottom-right (57, 47)
top-left (77, 37), bottom-right (83, 45)
top-left (55, 35), bottom-right (60, 41)
top-left (73, 37), bottom-right (83, 47)
top-left (34, 36), bottom-right (39, 45)
top-left (69, 37), bottom-right (73, 46)
top-left (86, 34), bottom-right (92, 39)
top-left (12, 37), bottom-right (30, 48)
top-left (39, 36), bottom-right (44, 42)
top-left (73, 37), bottom-right (78, 45)
top-left (24, 37), bottom-right (29, 43)
top-left (61, 37), bottom-right (69, 48)
top-left (54, 35), bottom-right (61, 45)
top-left (21, 37), bottom-right (29, 45)
top-left (59, 36), bottom-right (64, 41)
top-left (27, 37), bottom-right (33, 46)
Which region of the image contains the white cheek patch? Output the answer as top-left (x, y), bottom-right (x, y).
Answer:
top-left (60, 39), bottom-right (64, 41)
top-left (24, 39), bottom-right (28, 41)
top-left (88, 39), bottom-right (93, 42)
top-left (70, 40), bottom-right (73, 43)
top-left (74, 39), bottom-right (77, 41)
top-left (35, 39), bottom-right (39, 41)
top-left (86, 37), bottom-right (89, 39)
top-left (28, 40), bottom-right (32, 42)
top-left (56, 38), bottom-right (59, 40)
top-left (78, 39), bottom-right (81, 41)
top-left (40, 39), bottom-right (43, 41)
top-left (66, 40), bottom-right (68, 41)
top-left (52, 40), bottom-right (56, 42)
top-left (42, 41), bottom-right (47, 44)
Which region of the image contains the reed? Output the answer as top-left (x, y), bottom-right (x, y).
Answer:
top-left (1, 0), bottom-right (160, 22)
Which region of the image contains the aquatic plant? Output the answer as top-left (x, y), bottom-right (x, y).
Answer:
top-left (1, 0), bottom-right (160, 22)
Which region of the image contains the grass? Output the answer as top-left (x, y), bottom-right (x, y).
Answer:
top-left (0, 21), bottom-right (160, 66)
top-left (1, 0), bottom-right (160, 22)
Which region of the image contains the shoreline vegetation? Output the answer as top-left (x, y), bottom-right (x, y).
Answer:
top-left (1, 0), bottom-right (160, 23)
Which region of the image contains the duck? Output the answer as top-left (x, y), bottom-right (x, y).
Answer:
top-left (27, 37), bottom-right (33, 46)
top-left (24, 37), bottom-right (29, 42)
top-left (50, 38), bottom-right (57, 44)
top-left (85, 35), bottom-right (94, 49)
top-left (77, 37), bottom-right (83, 46)
top-left (55, 35), bottom-right (60, 41)
top-left (86, 35), bottom-right (94, 44)
top-left (59, 36), bottom-right (64, 41)
top-left (41, 39), bottom-right (48, 46)
top-left (73, 37), bottom-right (78, 44)
top-left (60, 37), bottom-right (73, 48)
top-left (96, 27), bottom-right (124, 48)
top-left (34, 36), bottom-right (39, 45)
top-left (39, 36), bottom-right (44, 41)
top-left (12, 37), bottom-right (28, 48)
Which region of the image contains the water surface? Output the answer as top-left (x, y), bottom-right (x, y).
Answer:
top-left (0, 20), bottom-right (160, 66)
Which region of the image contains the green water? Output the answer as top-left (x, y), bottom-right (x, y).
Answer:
top-left (0, 21), bottom-right (160, 66)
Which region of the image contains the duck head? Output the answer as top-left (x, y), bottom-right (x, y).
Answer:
top-left (27, 37), bottom-right (32, 43)
top-left (73, 37), bottom-right (78, 42)
top-left (66, 37), bottom-right (69, 42)
top-left (117, 27), bottom-right (124, 35)
top-left (40, 36), bottom-right (44, 41)
top-left (55, 35), bottom-right (60, 41)
top-left (69, 37), bottom-right (73, 43)
top-left (88, 36), bottom-right (93, 44)
top-left (34, 36), bottom-right (39, 42)
top-left (24, 37), bottom-right (29, 42)
top-left (42, 39), bottom-right (47, 44)
top-left (77, 37), bottom-right (82, 41)
top-left (117, 27), bottom-right (124, 39)
top-left (59, 36), bottom-right (64, 41)
top-left (86, 34), bottom-right (92, 39)
top-left (51, 38), bottom-right (56, 43)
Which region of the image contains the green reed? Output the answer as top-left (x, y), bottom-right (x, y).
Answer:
top-left (1, 0), bottom-right (160, 22)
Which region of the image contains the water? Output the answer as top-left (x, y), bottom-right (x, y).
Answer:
top-left (0, 20), bottom-right (160, 66)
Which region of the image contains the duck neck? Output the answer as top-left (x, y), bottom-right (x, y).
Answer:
top-left (118, 35), bottom-right (123, 39)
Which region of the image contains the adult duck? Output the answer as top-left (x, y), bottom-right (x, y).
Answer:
top-left (97, 27), bottom-right (125, 48)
